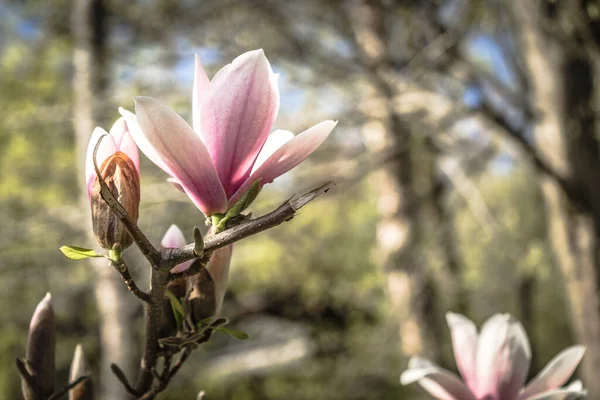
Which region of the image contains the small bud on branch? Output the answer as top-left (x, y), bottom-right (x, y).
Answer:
top-left (91, 151), bottom-right (140, 250)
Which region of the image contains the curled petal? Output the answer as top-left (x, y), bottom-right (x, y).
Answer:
top-left (120, 107), bottom-right (173, 176)
top-left (132, 97), bottom-right (227, 215)
top-left (520, 346), bottom-right (585, 399)
top-left (166, 178), bottom-right (185, 193)
top-left (200, 49), bottom-right (280, 197)
top-left (401, 357), bottom-right (476, 400)
top-left (446, 312), bottom-right (478, 393)
top-left (476, 314), bottom-right (531, 400)
top-left (229, 120), bottom-right (337, 205)
top-left (524, 384), bottom-right (587, 400)
top-left (109, 117), bottom-right (140, 174)
top-left (251, 129), bottom-right (295, 174)
top-left (192, 54), bottom-right (211, 134)
top-left (207, 245), bottom-right (233, 315)
top-left (85, 127), bottom-right (116, 200)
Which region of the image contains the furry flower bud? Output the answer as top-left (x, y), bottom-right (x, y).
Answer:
top-left (22, 293), bottom-right (55, 399)
top-left (90, 151), bottom-right (140, 250)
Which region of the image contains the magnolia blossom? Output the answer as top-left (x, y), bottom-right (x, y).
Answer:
top-left (120, 49), bottom-right (337, 216)
top-left (401, 313), bottom-right (586, 400)
top-left (85, 117), bottom-right (140, 200)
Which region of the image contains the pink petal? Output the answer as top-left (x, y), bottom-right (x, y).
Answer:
top-left (133, 97), bottom-right (227, 215)
top-left (166, 178), bottom-right (185, 193)
top-left (161, 224), bottom-right (186, 248)
top-left (192, 54), bottom-right (211, 134)
top-left (206, 245), bottom-right (232, 315)
top-left (401, 357), bottom-right (476, 400)
top-left (109, 117), bottom-right (140, 174)
top-left (162, 225), bottom-right (194, 273)
top-left (251, 129), bottom-right (295, 174)
top-left (30, 292), bottom-right (53, 330)
top-left (446, 312), bottom-right (478, 393)
top-left (200, 49), bottom-right (280, 197)
top-left (476, 314), bottom-right (531, 400)
top-left (524, 381), bottom-right (586, 400)
top-left (520, 346), bottom-right (585, 399)
top-left (85, 127), bottom-right (116, 200)
top-left (229, 120), bottom-right (337, 205)
top-left (120, 107), bottom-right (174, 177)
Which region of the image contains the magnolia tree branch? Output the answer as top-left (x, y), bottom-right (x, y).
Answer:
top-left (135, 182), bottom-right (333, 396)
top-left (111, 258), bottom-right (151, 303)
top-left (94, 124), bottom-right (334, 397)
top-left (92, 134), bottom-right (334, 398)
top-left (163, 181), bottom-right (333, 271)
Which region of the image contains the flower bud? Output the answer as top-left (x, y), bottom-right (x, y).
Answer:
top-left (187, 246), bottom-right (232, 324)
top-left (69, 344), bottom-right (93, 400)
top-left (22, 293), bottom-right (55, 399)
top-left (90, 151), bottom-right (140, 250)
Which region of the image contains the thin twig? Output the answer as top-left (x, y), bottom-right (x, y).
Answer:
top-left (167, 348), bottom-right (192, 381)
top-left (92, 179), bottom-right (333, 396)
top-left (93, 135), bottom-right (161, 265)
top-left (111, 258), bottom-right (151, 303)
top-left (110, 363), bottom-right (139, 396)
top-left (137, 348), bottom-right (192, 400)
top-left (48, 376), bottom-right (89, 400)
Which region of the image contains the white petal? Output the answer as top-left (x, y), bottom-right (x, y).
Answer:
top-left (520, 346), bottom-right (585, 399)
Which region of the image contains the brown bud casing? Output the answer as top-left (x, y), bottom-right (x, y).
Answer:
top-left (187, 267), bottom-right (217, 324)
top-left (22, 293), bottom-right (55, 399)
top-left (69, 344), bottom-right (93, 400)
top-left (91, 151), bottom-right (140, 250)
top-left (187, 246), bottom-right (232, 324)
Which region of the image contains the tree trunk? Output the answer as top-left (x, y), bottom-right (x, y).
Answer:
top-left (510, 1), bottom-right (600, 396)
top-left (346, 0), bottom-right (444, 360)
top-left (71, 1), bottom-right (137, 398)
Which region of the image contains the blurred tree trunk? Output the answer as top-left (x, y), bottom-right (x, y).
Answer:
top-left (346, 0), bottom-right (443, 360)
top-left (510, 0), bottom-right (600, 395)
top-left (427, 140), bottom-right (469, 316)
top-left (72, 1), bottom-right (137, 398)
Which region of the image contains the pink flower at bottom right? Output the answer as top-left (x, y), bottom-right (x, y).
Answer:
top-left (401, 312), bottom-right (586, 400)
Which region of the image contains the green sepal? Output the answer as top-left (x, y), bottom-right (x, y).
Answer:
top-left (109, 243), bottom-right (123, 262)
top-left (216, 326), bottom-right (249, 340)
top-left (214, 181), bottom-right (261, 231)
top-left (164, 290), bottom-right (185, 330)
top-left (227, 180), bottom-right (261, 217)
top-left (60, 245), bottom-right (106, 260)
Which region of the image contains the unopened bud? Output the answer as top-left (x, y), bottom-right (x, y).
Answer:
top-left (158, 299), bottom-right (178, 339)
top-left (187, 246), bottom-right (232, 324)
top-left (22, 293), bottom-right (55, 399)
top-left (90, 151), bottom-right (140, 250)
top-left (69, 344), bottom-right (93, 400)
top-left (188, 268), bottom-right (217, 324)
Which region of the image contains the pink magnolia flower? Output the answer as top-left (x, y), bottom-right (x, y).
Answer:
top-left (401, 313), bottom-right (586, 400)
top-left (85, 117), bottom-right (140, 200)
top-left (120, 49), bottom-right (337, 217)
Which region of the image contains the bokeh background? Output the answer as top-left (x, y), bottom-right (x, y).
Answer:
top-left (0, 0), bottom-right (596, 399)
